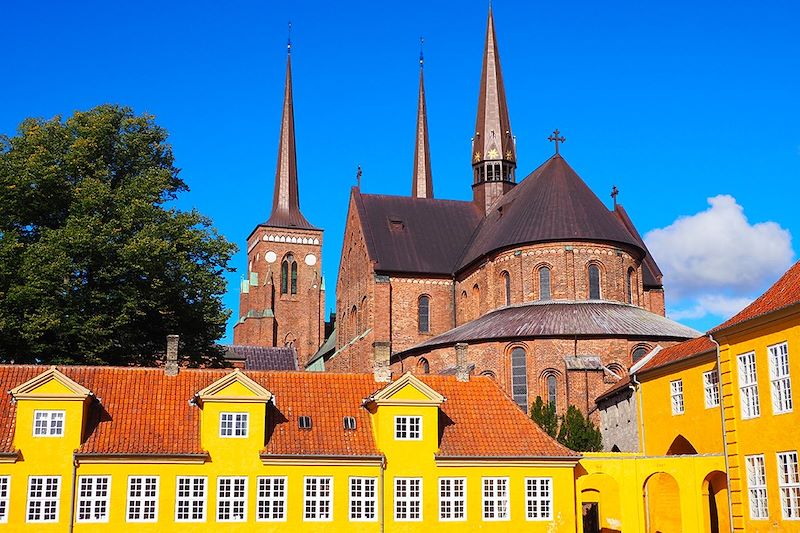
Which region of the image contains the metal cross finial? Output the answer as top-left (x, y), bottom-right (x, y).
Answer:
top-left (611, 185), bottom-right (619, 206)
top-left (287, 21), bottom-right (292, 53)
top-left (419, 36), bottom-right (424, 68)
top-left (356, 165), bottom-right (362, 188)
top-left (548, 129), bottom-right (566, 155)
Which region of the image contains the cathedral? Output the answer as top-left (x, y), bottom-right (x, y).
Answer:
top-left (233, 7), bottom-right (699, 416)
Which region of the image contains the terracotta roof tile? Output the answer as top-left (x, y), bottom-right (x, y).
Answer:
top-left (637, 336), bottom-right (716, 374)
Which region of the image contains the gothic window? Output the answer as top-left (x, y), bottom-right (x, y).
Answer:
top-left (547, 374), bottom-right (557, 408)
top-left (626, 268), bottom-right (634, 304)
top-left (281, 254), bottom-right (297, 295)
top-left (418, 295), bottom-right (430, 333)
top-left (290, 262), bottom-right (298, 295)
top-left (588, 264), bottom-right (601, 300)
top-left (417, 358), bottom-right (430, 375)
top-left (501, 271), bottom-right (511, 306)
top-left (511, 347), bottom-right (528, 410)
top-left (539, 267), bottom-right (551, 300)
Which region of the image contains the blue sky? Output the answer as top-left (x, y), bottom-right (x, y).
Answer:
top-left (2, 0), bottom-right (799, 340)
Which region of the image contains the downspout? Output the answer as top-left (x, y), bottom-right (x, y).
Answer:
top-left (379, 455), bottom-right (386, 533)
top-left (631, 373), bottom-right (645, 455)
top-left (69, 453), bottom-right (78, 533)
top-left (709, 334), bottom-right (735, 533)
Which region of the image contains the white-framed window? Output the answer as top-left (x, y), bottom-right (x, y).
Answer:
top-left (704, 370), bottom-right (720, 408)
top-left (0, 477), bottom-right (8, 524)
top-left (778, 451), bottom-right (800, 520)
top-left (394, 416), bottom-right (422, 440)
top-left (526, 477), bottom-right (553, 520)
top-left (257, 476), bottom-right (286, 522)
top-left (175, 476), bottom-right (206, 522)
top-left (670, 379), bottom-right (684, 415)
top-left (304, 477), bottom-right (332, 521)
top-left (349, 477), bottom-right (377, 521)
top-left (77, 476), bottom-right (110, 523)
top-left (219, 412), bottom-right (249, 438)
top-left (394, 477), bottom-right (422, 521)
top-left (769, 342), bottom-right (793, 414)
top-left (126, 476), bottom-right (158, 522)
top-left (33, 410), bottom-right (65, 437)
top-left (738, 352), bottom-right (761, 419)
top-left (439, 477), bottom-right (466, 521)
top-left (27, 476), bottom-right (60, 523)
top-left (217, 477), bottom-right (247, 522)
top-left (746, 454), bottom-right (769, 519)
top-left (482, 477), bottom-right (509, 521)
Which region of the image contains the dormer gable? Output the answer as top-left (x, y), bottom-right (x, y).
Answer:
top-left (193, 369), bottom-right (272, 405)
top-left (368, 371), bottom-right (445, 407)
top-left (9, 366), bottom-right (92, 402)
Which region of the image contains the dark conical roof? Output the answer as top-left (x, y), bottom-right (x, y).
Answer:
top-left (457, 155), bottom-right (644, 270)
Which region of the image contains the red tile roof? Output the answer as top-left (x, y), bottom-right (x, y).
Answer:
top-left (637, 336), bottom-right (716, 374)
top-left (711, 260), bottom-right (800, 334)
top-left (0, 366), bottom-right (573, 459)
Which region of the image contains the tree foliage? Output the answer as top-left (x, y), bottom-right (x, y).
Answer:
top-left (529, 396), bottom-right (558, 438)
top-left (0, 105), bottom-right (237, 366)
top-left (556, 405), bottom-right (603, 452)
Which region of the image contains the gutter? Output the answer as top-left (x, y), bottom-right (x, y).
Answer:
top-left (709, 334), bottom-right (735, 533)
top-left (69, 454), bottom-right (78, 533)
top-left (631, 373), bottom-right (646, 455)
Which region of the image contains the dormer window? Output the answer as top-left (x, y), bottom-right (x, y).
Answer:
top-left (219, 412), bottom-right (249, 438)
top-left (298, 416), bottom-right (312, 430)
top-left (33, 410), bottom-right (64, 437)
top-left (343, 416), bottom-right (357, 430)
top-left (395, 416), bottom-right (421, 440)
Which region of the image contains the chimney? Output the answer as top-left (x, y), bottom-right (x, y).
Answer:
top-left (165, 334), bottom-right (179, 376)
top-left (372, 341), bottom-right (391, 383)
top-left (455, 343), bottom-right (470, 382)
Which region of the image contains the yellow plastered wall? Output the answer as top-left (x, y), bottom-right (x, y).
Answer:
top-left (715, 311), bottom-right (800, 532)
top-left (639, 355), bottom-right (724, 456)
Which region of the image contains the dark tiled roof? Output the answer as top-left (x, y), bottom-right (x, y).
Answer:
top-left (399, 301), bottom-right (700, 355)
top-left (355, 191), bottom-right (482, 275)
top-left (223, 345), bottom-right (299, 371)
top-left (613, 204), bottom-right (663, 288)
top-left (711, 260), bottom-right (800, 334)
top-left (595, 376), bottom-right (633, 404)
top-left (457, 156), bottom-right (644, 270)
top-left (306, 330), bottom-right (337, 368)
top-left (638, 336), bottom-right (716, 374)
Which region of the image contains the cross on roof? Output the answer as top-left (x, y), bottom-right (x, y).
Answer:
top-left (548, 129), bottom-right (566, 155)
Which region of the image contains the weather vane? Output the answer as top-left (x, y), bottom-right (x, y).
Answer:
top-left (419, 36), bottom-right (424, 67)
top-left (548, 129), bottom-right (566, 155)
top-left (356, 165), bottom-right (362, 188)
top-left (611, 185), bottom-right (619, 207)
top-left (287, 21), bottom-right (292, 53)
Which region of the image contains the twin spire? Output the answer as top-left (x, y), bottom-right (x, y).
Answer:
top-left (412, 41), bottom-right (434, 199)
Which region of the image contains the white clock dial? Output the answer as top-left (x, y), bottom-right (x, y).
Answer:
top-left (305, 253), bottom-right (317, 266)
top-left (265, 251), bottom-right (277, 263)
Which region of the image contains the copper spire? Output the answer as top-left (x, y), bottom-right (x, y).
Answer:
top-left (265, 46), bottom-right (315, 229)
top-left (412, 39), bottom-right (434, 199)
top-left (471, 5), bottom-right (515, 175)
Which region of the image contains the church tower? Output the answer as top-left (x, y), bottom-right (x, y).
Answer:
top-left (232, 46), bottom-right (325, 367)
top-left (471, 6), bottom-right (516, 213)
top-left (411, 47), bottom-right (434, 199)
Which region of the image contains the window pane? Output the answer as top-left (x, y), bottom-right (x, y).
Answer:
top-left (539, 267), bottom-right (551, 300)
top-left (511, 348), bottom-right (528, 410)
top-left (588, 265), bottom-right (601, 299)
top-left (418, 296), bottom-right (430, 333)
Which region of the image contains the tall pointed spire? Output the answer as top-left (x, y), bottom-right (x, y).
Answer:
top-left (471, 5), bottom-right (516, 212)
top-left (265, 35), bottom-right (315, 230)
top-left (412, 39), bottom-right (434, 199)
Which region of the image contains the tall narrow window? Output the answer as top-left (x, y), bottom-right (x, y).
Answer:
top-left (349, 477), bottom-right (377, 521)
top-left (626, 268), bottom-right (634, 304)
top-left (777, 451), bottom-right (800, 519)
top-left (704, 370), bottom-right (720, 408)
top-left (746, 454), bottom-right (769, 519)
top-left (482, 477), bottom-right (509, 520)
top-left (280, 258), bottom-right (289, 294)
top-left (671, 379), bottom-right (684, 415)
top-left (290, 260), bottom-right (298, 294)
top-left (77, 476), bottom-right (110, 523)
top-left (502, 271), bottom-right (511, 306)
top-left (539, 267), bottom-right (551, 300)
top-left (418, 295), bottom-right (430, 333)
top-left (439, 478), bottom-right (466, 521)
top-left (304, 477), bottom-right (332, 521)
top-left (217, 477), bottom-right (247, 522)
top-left (127, 476), bottom-right (158, 523)
top-left (547, 374), bottom-right (557, 408)
top-left (27, 476), bottom-right (60, 523)
top-left (257, 477), bottom-right (286, 522)
top-left (511, 347), bottom-right (528, 410)
top-left (525, 477), bottom-right (553, 520)
top-left (281, 254), bottom-right (296, 295)
top-left (394, 478), bottom-right (422, 521)
top-left (175, 476), bottom-right (206, 523)
top-left (769, 342), bottom-right (793, 414)
top-left (588, 265), bottom-right (601, 299)
top-left (738, 352), bottom-right (761, 419)
top-left (0, 477), bottom-right (8, 524)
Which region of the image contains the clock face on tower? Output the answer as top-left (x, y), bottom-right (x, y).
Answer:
top-left (305, 253), bottom-right (317, 266)
top-left (265, 251), bottom-right (277, 263)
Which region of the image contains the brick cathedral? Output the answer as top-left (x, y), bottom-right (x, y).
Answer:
top-left (234, 7), bottom-right (699, 416)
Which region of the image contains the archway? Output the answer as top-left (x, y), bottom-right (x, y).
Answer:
top-left (666, 434), bottom-right (698, 455)
top-left (643, 472), bottom-right (681, 533)
top-left (702, 470), bottom-right (729, 533)
top-left (579, 472), bottom-right (621, 533)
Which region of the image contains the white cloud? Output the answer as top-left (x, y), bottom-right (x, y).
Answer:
top-left (645, 195), bottom-right (793, 298)
top-left (669, 295), bottom-right (754, 321)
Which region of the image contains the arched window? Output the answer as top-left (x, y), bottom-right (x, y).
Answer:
top-left (626, 268), bottom-right (634, 304)
top-left (547, 374), bottom-right (557, 407)
top-left (480, 370), bottom-right (497, 380)
top-left (511, 347), bottom-right (528, 410)
top-left (588, 264), bottom-right (601, 300)
top-left (417, 358), bottom-right (430, 374)
top-left (632, 345), bottom-right (649, 363)
top-left (291, 261), bottom-right (298, 294)
top-left (281, 253), bottom-right (297, 295)
top-left (418, 295), bottom-right (430, 333)
top-left (539, 267), bottom-right (552, 300)
top-left (502, 271), bottom-right (511, 306)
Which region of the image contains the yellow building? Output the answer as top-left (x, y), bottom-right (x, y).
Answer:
top-left (0, 364), bottom-right (579, 531)
top-left (710, 260), bottom-right (800, 532)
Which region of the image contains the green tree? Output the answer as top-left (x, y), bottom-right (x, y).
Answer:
top-left (0, 105), bottom-right (237, 366)
top-left (530, 396), bottom-right (558, 438)
top-left (556, 405), bottom-right (603, 452)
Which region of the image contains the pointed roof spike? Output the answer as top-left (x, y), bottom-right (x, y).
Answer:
top-left (412, 44), bottom-right (434, 199)
top-left (265, 47), bottom-right (316, 230)
top-left (472, 5), bottom-right (515, 168)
